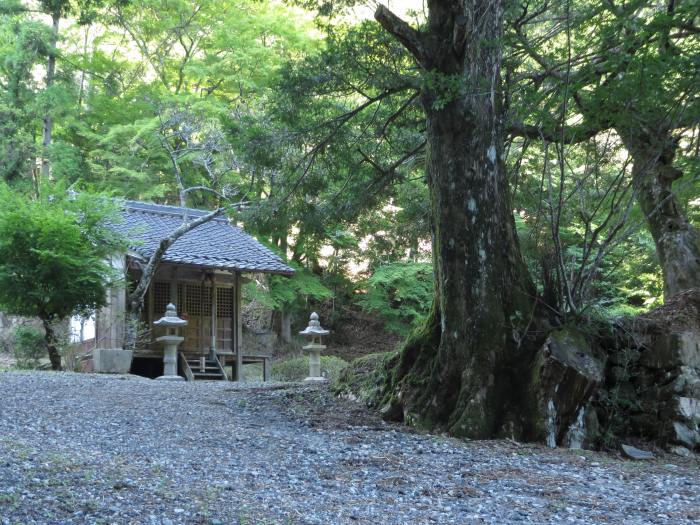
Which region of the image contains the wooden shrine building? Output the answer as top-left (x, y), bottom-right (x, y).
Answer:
top-left (95, 200), bottom-right (293, 380)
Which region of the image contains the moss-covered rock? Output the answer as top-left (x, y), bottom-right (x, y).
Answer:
top-left (530, 326), bottom-right (605, 447)
top-left (333, 352), bottom-right (393, 408)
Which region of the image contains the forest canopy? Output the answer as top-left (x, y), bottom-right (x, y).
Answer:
top-left (0, 0), bottom-right (698, 335)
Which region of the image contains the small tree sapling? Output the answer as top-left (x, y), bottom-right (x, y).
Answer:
top-left (0, 186), bottom-right (124, 370)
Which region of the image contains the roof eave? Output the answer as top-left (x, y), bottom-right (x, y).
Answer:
top-left (124, 253), bottom-right (294, 276)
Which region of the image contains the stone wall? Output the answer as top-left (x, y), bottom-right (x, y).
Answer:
top-left (589, 290), bottom-right (700, 455)
top-left (620, 330), bottom-right (699, 453)
top-left (240, 276), bottom-right (280, 354)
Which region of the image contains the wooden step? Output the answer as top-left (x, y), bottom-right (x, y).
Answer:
top-left (180, 352), bottom-right (228, 381)
top-left (192, 372), bottom-right (225, 379)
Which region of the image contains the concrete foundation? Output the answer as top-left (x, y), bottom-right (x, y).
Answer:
top-left (93, 348), bottom-right (133, 374)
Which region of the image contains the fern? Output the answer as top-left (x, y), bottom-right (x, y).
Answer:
top-left (244, 261), bottom-right (333, 311)
top-left (358, 262), bottom-right (433, 336)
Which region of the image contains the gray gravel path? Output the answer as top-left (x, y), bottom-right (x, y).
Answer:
top-left (0, 371), bottom-right (698, 525)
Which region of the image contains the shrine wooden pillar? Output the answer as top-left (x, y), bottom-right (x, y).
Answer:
top-left (234, 272), bottom-right (243, 381)
top-left (209, 273), bottom-right (217, 359)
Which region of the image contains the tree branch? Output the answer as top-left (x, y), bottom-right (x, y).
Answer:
top-left (275, 87), bottom-right (409, 209)
top-left (508, 120), bottom-right (609, 144)
top-left (377, 91), bottom-right (420, 138)
top-left (375, 5), bottom-right (428, 67)
top-left (360, 139), bottom-right (427, 194)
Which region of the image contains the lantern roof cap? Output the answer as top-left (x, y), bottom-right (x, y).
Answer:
top-left (153, 303), bottom-right (188, 327)
top-left (299, 312), bottom-right (329, 336)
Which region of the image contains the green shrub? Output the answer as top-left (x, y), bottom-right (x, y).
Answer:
top-left (12, 326), bottom-right (46, 369)
top-left (240, 362), bottom-right (264, 381)
top-left (271, 355), bottom-right (348, 382)
top-left (358, 262), bottom-right (433, 336)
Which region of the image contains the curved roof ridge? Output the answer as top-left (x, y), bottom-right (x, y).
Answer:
top-left (122, 199), bottom-right (230, 222)
top-left (111, 199), bottom-right (294, 275)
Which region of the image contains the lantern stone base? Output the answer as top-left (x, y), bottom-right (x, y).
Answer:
top-left (156, 334), bottom-right (185, 381)
top-left (303, 343), bottom-right (326, 381)
top-left (304, 376), bottom-right (329, 383)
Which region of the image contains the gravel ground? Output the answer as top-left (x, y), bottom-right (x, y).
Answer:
top-left (0, 372), bottom-right (698, 525)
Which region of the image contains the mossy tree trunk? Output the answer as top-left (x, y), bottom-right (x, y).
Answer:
top-left (618, 128), bottom-right (700, 299)
top-left (375, 1), bottom-right (544, 438)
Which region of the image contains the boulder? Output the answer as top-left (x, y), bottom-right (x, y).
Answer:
top-left (334, 352), bottom-right (392, 408)
top-left (562, 404), bottom-right (601, 449)
top-left (621, 444), bottom-right (654, 460)
top-left (671, 421), bottom-right (700, 449)
top-left (640, 330), bottom-right (700, 369)
top-left (532, 327), bottom-right (605, 447)
top-left (656, 367), bottom-right (700, 399)
top-left (672, 366), bottom-right (700, 398)
top-left (668, 445), bottom-right (693, 457)
top-left (638, 330), bottom-right (700, 450)
top-left (676, 396), bottom-right (700, 425)
top-left (605, 294), bottom-right (700, 450)
top-left (661, 396), bottom-right (700, 450)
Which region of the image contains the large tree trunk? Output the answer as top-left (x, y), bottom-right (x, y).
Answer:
top-left (42, 319), bottom-right (62, 371)
top-left (375, 1), bottom-right (544, 438)
top-left (617, 129), bottom-right (700, 298)
top-left (272, 310), bottom-right (292, 343)
top-left (271, 229), bottom-right (292, 344)
top-left (41, 12), bottom-right (60, 181)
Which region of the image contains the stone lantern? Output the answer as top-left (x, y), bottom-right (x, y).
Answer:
top-left (299, 312), bottom-right (329, 382)
top-left (153, 303), bottom-right (188, 381)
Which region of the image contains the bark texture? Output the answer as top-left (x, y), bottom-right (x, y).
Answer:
top-left (41, 12), bottom-right (60, 180)
top-left (618, 128), bottom-right (700, 298)
top-left (375, 1), bottom-right (544, 438)
top-left (42, 318), bottom-right (62, 371)
top-left (273, 311), bottom-right (292, 344)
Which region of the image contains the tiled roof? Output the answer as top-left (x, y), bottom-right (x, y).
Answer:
top-left (111, 200), bottom-right (293, 275)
